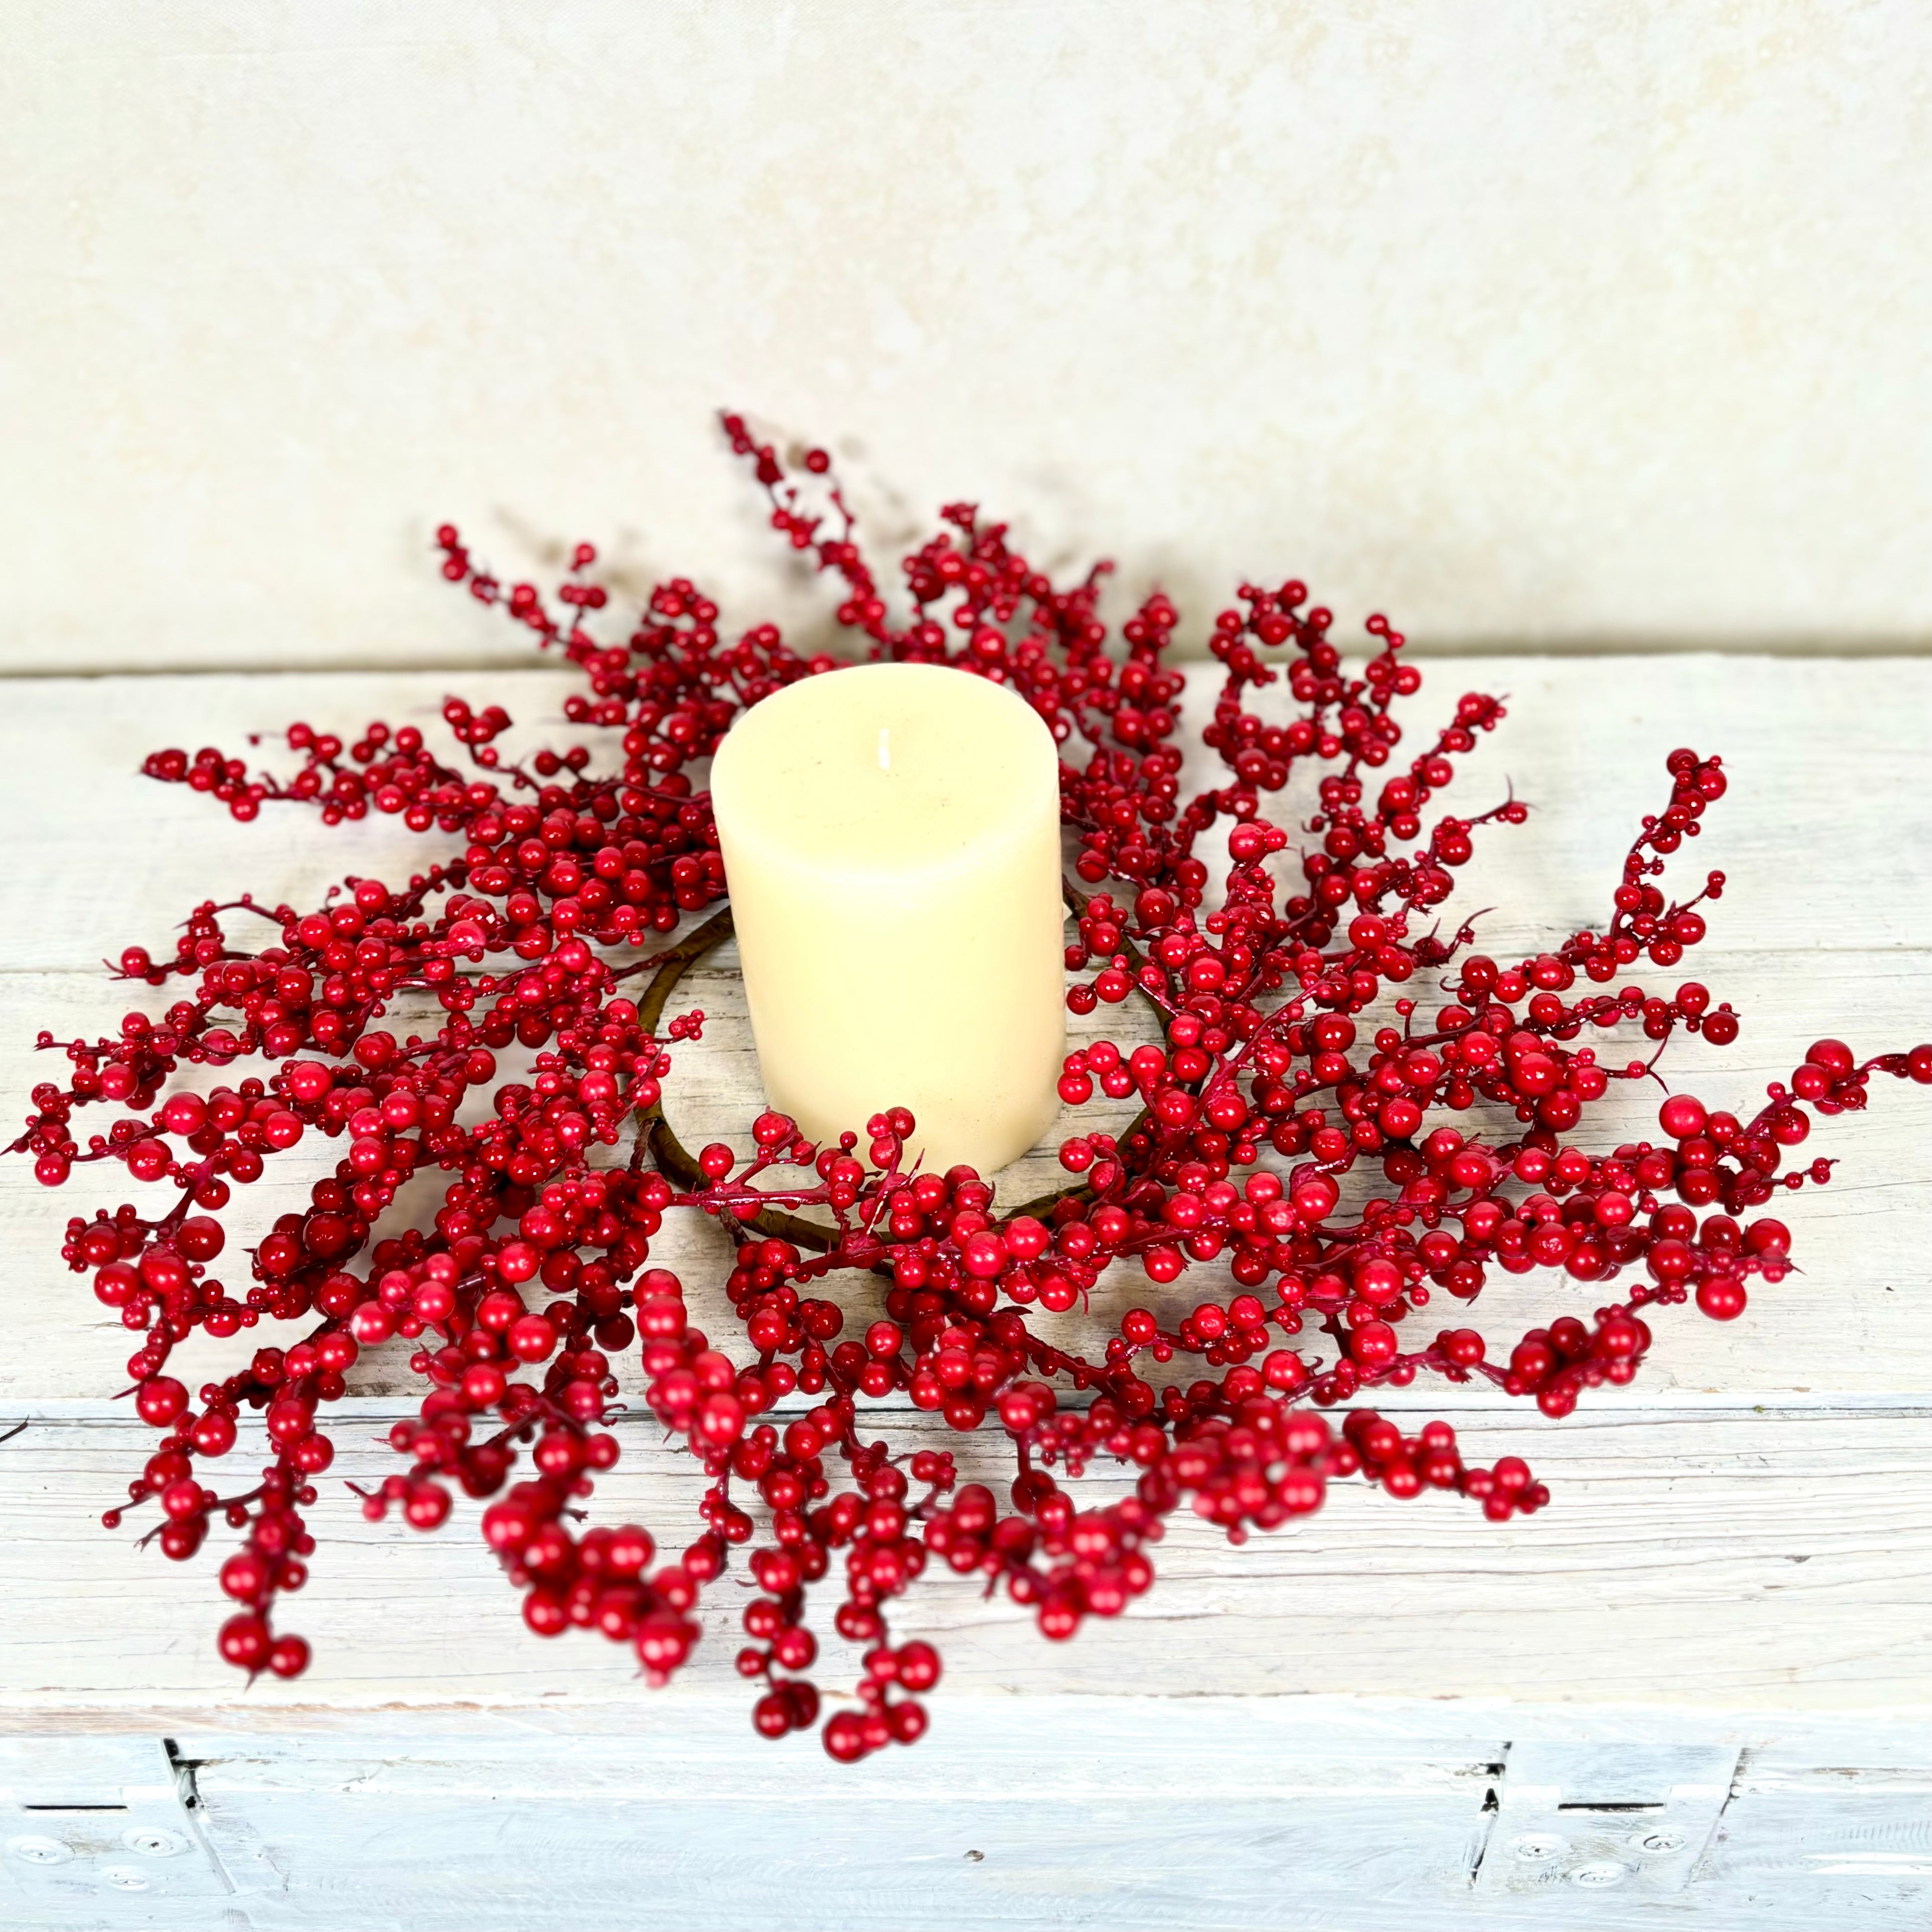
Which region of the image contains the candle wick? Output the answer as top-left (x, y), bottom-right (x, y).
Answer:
top-left (877, 726), bottom-right (891, 773)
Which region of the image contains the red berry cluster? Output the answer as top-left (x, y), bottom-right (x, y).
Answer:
top-left (13, 414), bottom-right (1928, 1760)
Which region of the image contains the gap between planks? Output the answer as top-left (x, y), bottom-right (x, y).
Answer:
top-left (6, 1390), bottom-right (1932, 1423)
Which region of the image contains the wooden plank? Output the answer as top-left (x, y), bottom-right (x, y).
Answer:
top-left (176, 1759), bottom-right (1926, 1932)
top-left (0, 655), bottom-right (1926, 971)
top-left (3, 1715), bottom-right (1926, 1932)
top-left (1, 657), bottom-right (1926, 1402)
top-left (1712, 1755), bottom-right (1932, 1917)
top-left (180, 1725), bottom-right (1499, 1932)
top-left (0, 1406), bottom-right (1926, 1715)
top-left (1, 941), bottom-right (1925, 1404)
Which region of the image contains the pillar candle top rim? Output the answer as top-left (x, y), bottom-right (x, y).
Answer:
top-left (709, 661), bottom-right (1060, 882)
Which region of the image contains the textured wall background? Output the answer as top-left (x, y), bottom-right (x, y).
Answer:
top-left (2, 0), bottom-right (1929, 668)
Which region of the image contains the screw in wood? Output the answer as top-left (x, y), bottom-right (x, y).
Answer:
top-left (122, 1825), bottom-right (189, 1858)
top-left (7, 1836), bottom-right (72, 1865)
top-left (1570, 1862), bottom-right (1630, 1887)
top-left (1511, 1833), bottom-right (1568, 1862)
top-left (1631, 1828), bottom-right (1687, 1855)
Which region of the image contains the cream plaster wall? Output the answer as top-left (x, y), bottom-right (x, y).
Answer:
top-left (2, 0), bottom-right (1928, 668)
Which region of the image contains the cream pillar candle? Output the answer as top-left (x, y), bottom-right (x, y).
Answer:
top-left (709, 662), bottom-right (1065, 1176)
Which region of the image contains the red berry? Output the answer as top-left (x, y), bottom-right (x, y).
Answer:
top-left (1696, 1277), bottom-right (1747, 1321)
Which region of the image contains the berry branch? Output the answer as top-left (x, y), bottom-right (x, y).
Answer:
top-left (13, 413), bottom-right (1928, 1760)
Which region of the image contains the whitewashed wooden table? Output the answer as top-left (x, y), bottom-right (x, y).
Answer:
top-left (0, 654), bottom-right (1927, 1932)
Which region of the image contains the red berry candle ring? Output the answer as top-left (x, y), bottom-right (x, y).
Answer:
top-left (13, 411), bottom-right (1930, 1763)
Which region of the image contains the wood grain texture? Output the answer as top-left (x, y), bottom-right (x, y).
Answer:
top-left (0, 656), bottom-right (1928, 1930)
top-left (0, 657), bottom-right (1928, 1713)
top-left (1, 941), bottom-right (1925, 1404)
top-left (1, 1405), bottom-right (1926, 1714)
top-left (1, 655), bottom-right (1926, 970)
top-left (2, 1717), bottom-right (1928, 1932)
top-left (0, 656), bottom-right (1927, 1399)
